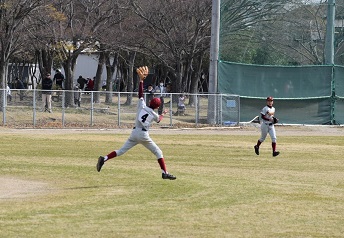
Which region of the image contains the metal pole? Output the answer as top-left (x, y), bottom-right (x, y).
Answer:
top-left (90, 92), bottom-right (94, 126)
top-left (195, 94), bottom-right (199, 126)
top-left (325, 0), bottom-right (335, 65)
top-left (324, 0), bottom-right (336, 124)
top-left (117, 92), bottom-right (121, 126)
top-left (33, 89), bottom-right (36, 127)
top-left (62, 90), bottom-right (65, 127)
top-left (3, 88), bottom-right (6, 125)
top-left (207, 0), bottom-right (220, 124)
top-left (169, 93), bottom-right (173, 127)
top-left (220, 94), bottom-right (223, 125)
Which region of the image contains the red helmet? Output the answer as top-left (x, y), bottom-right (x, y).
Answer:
top-left (149, 97), bottom-right (161, 109)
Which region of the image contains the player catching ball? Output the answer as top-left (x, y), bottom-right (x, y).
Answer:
top-left (96, 66), bottom-right (176, 180)
top-left (254, 96), bottom-right (280, 157)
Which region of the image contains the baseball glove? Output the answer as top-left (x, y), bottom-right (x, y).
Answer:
top-left (273, 117), bottom-right (279, 124)
top-left (136, 66), bottom-right (149, 81)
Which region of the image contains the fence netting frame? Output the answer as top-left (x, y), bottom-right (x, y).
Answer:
top-left (0, 89), bottom-right (240, 128)
top-left (218, 61), bottom-right (344, 125)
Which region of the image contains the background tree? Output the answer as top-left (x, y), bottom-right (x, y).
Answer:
top-left (0, 0), bottom-right (43, 91)
top-left (130, 0), bottom-right (212, 105)
top-left (35, 0), bottom-right (126, 106)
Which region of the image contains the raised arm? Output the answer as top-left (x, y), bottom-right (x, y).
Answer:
top-left (136, 66), bottom-right (149, 98)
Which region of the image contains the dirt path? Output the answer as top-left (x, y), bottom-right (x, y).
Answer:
top-left (0, 177), bottom-right (49, 200)
top-left (1, 124), bottom-right (344, 136)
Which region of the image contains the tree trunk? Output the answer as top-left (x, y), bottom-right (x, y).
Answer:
top-left (125, 51), bottom-right (136, 106)
top-left (94, 51), bottom-right (106, 103)
top-left (105, 52), bottom-right (119, 103)
top-left (174, 61), bottom-right (183, 101)
top-left (189, 53), bottom-right (203, 107)
top-left (63, 52), bottom-right (78, 107)
top-left (0, 60), bottom-right (6, 112)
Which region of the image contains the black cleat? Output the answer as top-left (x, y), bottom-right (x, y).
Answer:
top-left (273, 151), bottom-right (280, 157)
top-left (97, 156), bottom-right (105, 172)
top-left (162, 173), bottom-right (176, 180)
top-left (254, 145), bottom-right (259, 155)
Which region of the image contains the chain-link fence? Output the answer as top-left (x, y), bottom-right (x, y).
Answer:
top-left (0, 89), bottom-right (240, 128)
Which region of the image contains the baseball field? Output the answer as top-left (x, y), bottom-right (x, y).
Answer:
top-left (1, 125), bottom-right (344, 237)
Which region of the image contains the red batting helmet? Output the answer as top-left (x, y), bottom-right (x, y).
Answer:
top-left (149, 97), bottom-right (161, 109)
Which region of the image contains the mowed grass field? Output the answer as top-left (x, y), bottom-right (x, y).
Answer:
top-left (1, 127), bottom-right (344, 237)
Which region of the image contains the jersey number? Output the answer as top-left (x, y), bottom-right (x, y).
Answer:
top-left (141, 113), bottom-right (149, 123)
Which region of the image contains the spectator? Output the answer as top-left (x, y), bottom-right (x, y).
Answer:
top-left (42, 73), bottom-right (53, 113)
top-left (155, 80), bottom-right (167, 115)
top-left (74, 83), bottom-right (82, 107)
top-left (145, 84), bottom-right (155, 106)
top-left (53, 69), bottom-right (65, 89)
top-left (85, 77), bottom-right (94, 91)
top-left (15, 77), bottom-right (25, 101)
top-left (177, 94), bottom-right (186, 116)
top-left (102, 80), bottom-right (107, 90)
top-left (6, 83), bottom-right (12, 102)
top-left (77, 75), bottom-right (87, 90)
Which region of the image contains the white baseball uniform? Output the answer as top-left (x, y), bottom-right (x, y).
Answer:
top-left (259, 105), bottom-right (277, 143)
top-left (115, 97), bottom-right (163, 159)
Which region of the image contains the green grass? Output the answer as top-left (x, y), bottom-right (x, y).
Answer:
top-left (1, 131), bottom-right (344, 237)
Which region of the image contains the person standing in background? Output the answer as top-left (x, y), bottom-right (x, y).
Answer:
top-left (77, 75), bottom-right (87, 90)
top-left (145, 84), bottom-right (155, 106)
top-left (155, 80), bottom-right (167, 115)
top-left (53, 69), bottom-right (65, 89)
top-left (15, 77), bottom-right (25, 101)
top-left (74, 83), bottom-right (82, 107)
top-left (42, 73), bottom-right (53, 113)
top-left (6, 83), bottom-right (12, 102)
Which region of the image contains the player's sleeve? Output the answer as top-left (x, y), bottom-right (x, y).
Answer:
top-left (137, 98), bottom-right (145, 109)
top-left (153, 111), bottom-right (160, 123)
top-left (138, 81), bottom-right (144, 98)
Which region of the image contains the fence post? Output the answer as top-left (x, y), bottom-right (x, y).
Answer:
top-left (195, 94), bottom-right (198, 126)
top-left (2, 89), bottom-right (6, 125)
top-left (90, 92), bottom-right (94, 126)
top-left (169, 93), bottom-right (173, 127)
top-left (117, 92), bottom-right (121, 126)
top-left (33, 90), bottom-right (36, 127)
top-left (219, 94), bottom-right (223, 125)
top-left (62, 90), bottom-right (65, 127)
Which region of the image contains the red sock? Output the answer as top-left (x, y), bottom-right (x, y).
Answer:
top-left (158, 158), bottom-right (167, 174)
top-left (106, 151), bottom-right (117, 161)
top-left (272, 142), bottom-right (276, 152)
top-left (257, 140), bottom-right (262, 147)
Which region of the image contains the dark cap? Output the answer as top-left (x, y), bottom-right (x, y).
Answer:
top-left (266, 96), bottom-right (273, 101)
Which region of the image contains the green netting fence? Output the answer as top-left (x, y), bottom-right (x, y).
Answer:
top-left (218, 61), bottom-right (344, 125)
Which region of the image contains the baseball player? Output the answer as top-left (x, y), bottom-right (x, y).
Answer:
top-left (96, 66), bottom-right (176, 180)
top-left (254, 96), bottom-right (280, 157)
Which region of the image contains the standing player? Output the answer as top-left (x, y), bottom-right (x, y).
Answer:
top-left (254, 96), bottom-right (280, 157)
top-left (96, 66), bottom-right (176, 180)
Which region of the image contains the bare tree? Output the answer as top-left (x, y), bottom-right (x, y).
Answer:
top-left (0, 0), bottom-right (43, 91)
top-left (130, 0), bottom-right (212, 100)
top-left (32, 0), bottom-right (126, 106)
